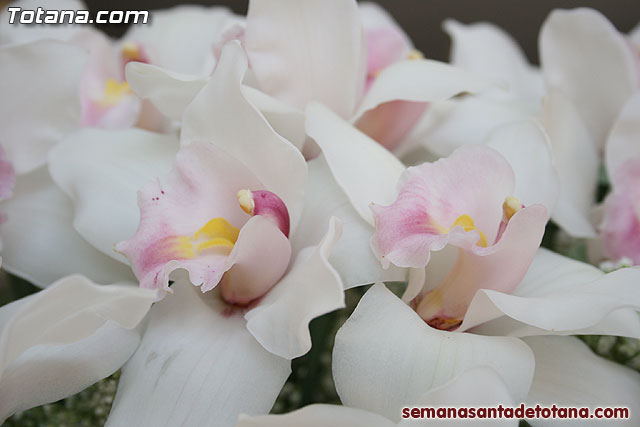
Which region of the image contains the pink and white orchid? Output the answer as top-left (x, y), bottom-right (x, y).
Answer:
top-left (42, 42), bottom-right (349, 426)
top-left (371, 145), bottom-right (547, 329)
top-left (0, 1), bottom-right (242, 287)
top-left (0, 0), bottom-right (239, 173)
top-left (303, 102), bottom-right (640, 424)
top-left (417, 8), bottom-right (639, 239)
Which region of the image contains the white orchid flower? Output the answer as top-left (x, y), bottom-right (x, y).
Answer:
top-left (125, 0), bottom-right (496, 155)
top-left (0, 0), bottom-right (240, 174)
top-left (0, 274), bottom-right (155, 422)
top-left (303, 102), bottom-right (640, 424)
top-left (418, 8), bottom-right (639, 239)
top-left (236, 367), bottom-right (518, 426)
top-left (40, 42), bottom-right (355, 426)
top-left (0, 1), bottom-right (241, 286)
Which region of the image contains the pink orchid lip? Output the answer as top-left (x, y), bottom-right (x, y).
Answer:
top-left (237, 189), bottom-right (290, 238)
top-left (413, 197), bottom-right (544, 331)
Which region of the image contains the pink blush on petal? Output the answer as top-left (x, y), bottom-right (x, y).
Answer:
top-left (365, 27), bottom-right (410, 80)
top-left (355, 100), bottom-right (427, 152)
top-left (601, 193), bottom-right (640, 265)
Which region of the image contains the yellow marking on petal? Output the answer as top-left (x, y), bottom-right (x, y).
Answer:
top-left (167, 218), bottom-right (240, 259)
top-left (237, 189), bottom-right (255, 215)
top-left (100, 78), bottom-right (132, 107)
top-left (451, 214), bottom-right (488, 247)
top-left (196, 238), bottom-right (235, 252)
top-left (428, 214), bottom-right (487, 247)
top-left (172, 236), bottom-right (195, 258)
top-left (193, 217), bottom-right (239, 244)
top-left (121, 42), bottom-right (142, 61)
top-left (407, 49), bottom-right (424, 60)
top-left (503, 196), bottom-right (522, 220)
top-left (431, 220), bottom-right (450, 235)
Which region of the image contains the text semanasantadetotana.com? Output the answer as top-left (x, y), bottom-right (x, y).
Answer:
top-left (402, 404), bottom-right (630, 420)
top-left (6, 7), bottom-right (149, 25)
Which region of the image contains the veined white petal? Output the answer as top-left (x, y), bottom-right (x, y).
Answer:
top-left (398, 366), bottom-right (519, 426)
top-left (524, 336), bottom-right (640, 426)
top-left (461, 249), bottom-right (640, 339)
top-left (106, 278), bottom-right (290, 427)
top-left (0, 275), bottom-right (154, 422)
top-left (333, 284), bottom-right (534, 422)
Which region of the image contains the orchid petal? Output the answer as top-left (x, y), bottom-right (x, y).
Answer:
top-left (48, 128), bottom-right (179, 263)
top-left (0, 40), bottom-right (86, 174)
top-left (418, 96), bottom-right (528, 158)
top-left (292, 156), bottom-right (405, 289)
top-left (0, 168), bottom-right (134, 287)
top-left (237, 367), bottom-right (518, 427)
top-left (0, 275), bottom-right (154, 422)
top-left (371, 145), bottom-right (520, 269)
top-left (238, 405), bottom-right (393, 427)
top-left (540, 8), bottom-right (638, 146)
top-left (443, 19), bottom-right (543, 104)
top-left (106, 278), bottom-right (290, 427)
top-left (242, 85), bottom-right (307, 151)
top-left (524, 336), bottom-right (640, 426)
top-left (122, 5), bottom-right (237, 75)
top-left (354, 59), bottom-right (499, 120)
top-left (600, 159), bottom-right (640, 264)
top-left (461, 249), bottom-right (640, 338)
top-left (245, 217), bottom-right (344, 359)
top-left (333, 284), bottom-right (535, 422)
top-left (305, 102), bottom-right (405, 226)
top-left (359, 1), bottom-right (412, 79)
top-left (486, 120), bottom-right (559, 216)
top-left (220, 215), bottom-right (291, 302)
top-left (398, 366), bottom-right (519, 426)
top-left (539, 89), bottom-right (598, 238)
top-left (114, 142), bottom-right (264, 292)
top-left (125, 62), bottom-right (207, 122)
top-left (182, 41), bottom-right (307, 231)
top-left (605, 91), bottom-right (640, 182)
top-left (414, 205), bottom-right (546, 326)
top-left (245, 0), bottom-right (365, 118)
